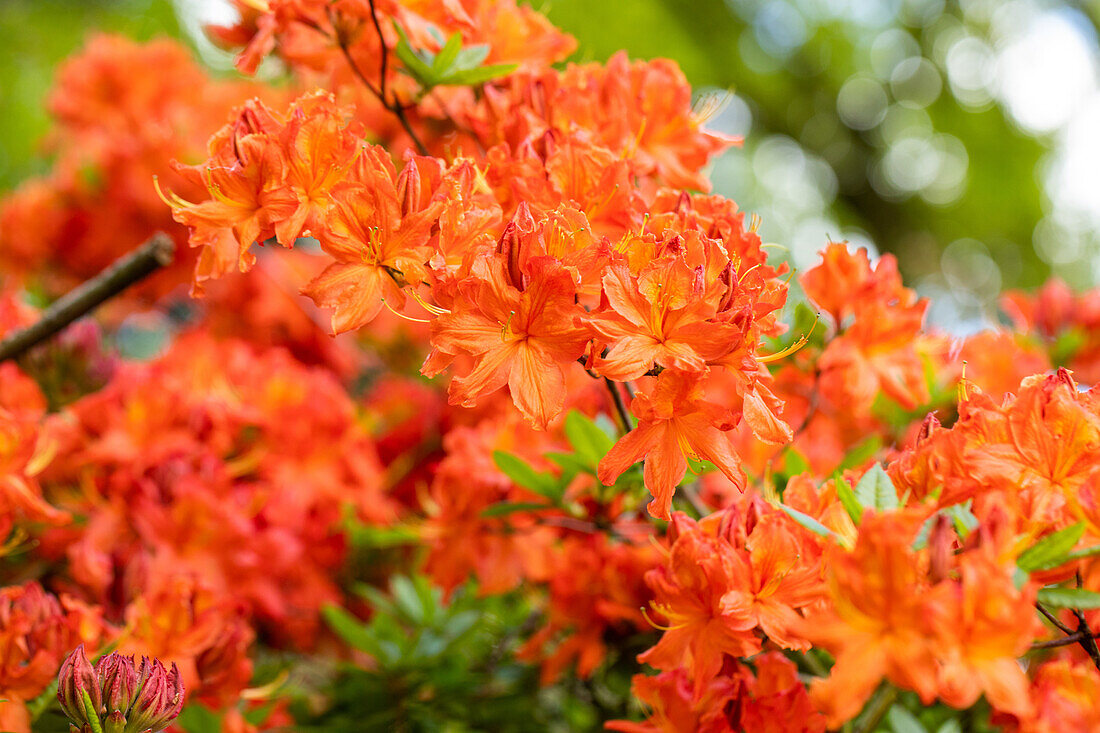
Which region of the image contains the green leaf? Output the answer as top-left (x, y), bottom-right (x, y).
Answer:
top-left (935, 720), bottom-right (963, 733)
top-left (887, 705), bottom-right (927, 733)
top-left (323, 604), bottom-right (377, 653)
top-left (393, 24), bottom-right (439, 87)
top-left (837, 435), bottom-right (882, 472)
top-left (446, 63), bottom-right (517, 86)
top-left (1017, 523), bottom-right (1086, 572)
top-left (492, 451), bottom-right (557, 497)
top-left (433, 32), bottom-right (463, 74)
top-left (944, 501), bottom-right (978, 537)
top-left (1065, 544), bottom-right (1100, 562)
top-left (853, 464), bottom-right (898, 511)
top-left (176, 704), bottom-right (222, 733)
top-left (835, 476), bottom-right (863, 525)
top-left (780, 505), bottom-right (837, 540)
top-left (391, 576), bottom-right (425, 624)
top-left (564, 410), bottom-right (615, 466)
top-left (781, 447), bottom-right (809, 477)
top-left (480, 501), bottom-right (550, 517)
top-left (1037, 587), bottom-right (1100, 610)
top-left (453, 43), bottom-right (490, 70)
top-left (545, 450), bottom-right (592, 477)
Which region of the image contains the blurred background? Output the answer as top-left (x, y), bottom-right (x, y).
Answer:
top-left (3, 0), bottom-right (1100, 333)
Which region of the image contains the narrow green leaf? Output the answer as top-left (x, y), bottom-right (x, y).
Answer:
top-left (479, 501), bottom-right (550, 518)
top-left (391, 576), bottom-right (425, 624)
top-left (445, 63), bottom-right (517, 86)
top-left (1065, 544), bottom-right (1100, 562)
top-left (835, 476), bottom-right (863, 525)
top-left (780, 505), bottom-right (837, 539)
top-left (935, 721), bottom-right (962, 733)
top-left (1037, 587), bottom-right (1100, 609)
top-left (944, 501), bottom-right (978, 537)
top-left (452, 43), bottom-right (490, 70)
top-left (1017, 523), bottom-right (1086, 572)
top-left (433, 32), bottom-right (463, 75)
top-left (782, 447), bottom-right (809, 477)
top-left (853, 464), bottom-right (898, 510)
top-left (493, 450), bottom-right (558, 498)
top-left (887, 705), bottom-right (927, 733)
top-left (564, 410), bottom-right (614, 466)
top-left (323, 604), bottom-right (376, 653)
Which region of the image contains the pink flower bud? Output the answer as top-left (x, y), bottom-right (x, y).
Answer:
top-left (126, 658), bottom-right (184, 733)
top-left (57, 645), bottom-right (101, 728)
top-left (95, 652), bottom-right (138, 716)
top-left (56, 647), bottom-right (184, 733)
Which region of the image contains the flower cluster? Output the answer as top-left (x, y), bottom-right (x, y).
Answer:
top-left (3, 0), bottom-right (1100, 731)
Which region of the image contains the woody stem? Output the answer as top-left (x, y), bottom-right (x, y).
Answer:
top-left (603, 378), bottom-right (632, 435)
top-left (0, 233), bottom-right (174, 364)
top-left (1074, 572), bottom-right (1100, 671)
top-left (334, 1), bottom-right (429, 156)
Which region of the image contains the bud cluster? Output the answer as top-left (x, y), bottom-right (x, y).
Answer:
top-left (57, 645), bottom-right (184, 733)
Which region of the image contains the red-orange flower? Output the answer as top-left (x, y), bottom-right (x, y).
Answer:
top-left (599, 371), bottom-right (745, 520)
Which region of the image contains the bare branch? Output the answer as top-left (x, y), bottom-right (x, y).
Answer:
top-left (0, 233), bottom-right (174, 364)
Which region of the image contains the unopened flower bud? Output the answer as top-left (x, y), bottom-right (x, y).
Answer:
top-left (126, 658), bottom-right (185, 733)
top-left (96, 653), bottom-right (138, 717)
top-left (57, 645), bottom-right (101, 729)
top-left (56, 647), bottom-right (184, 733)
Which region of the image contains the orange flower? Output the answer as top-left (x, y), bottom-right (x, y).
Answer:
top-left (302, 149), bottom-right (444, 333)
top-left (637, 514), bottom-right (759, 696)
top-left (427, 253), bottom-right (591, 429)
top-left (800, 512), bottom-right (943, 726)
top-left (599, 371), bottom-right (744, 520)
top-left (587, 258), bottom-right (743, 382)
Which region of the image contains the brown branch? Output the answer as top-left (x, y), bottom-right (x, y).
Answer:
top-left (332, 1), bottom-right (429, 156)
top-left (0, 234), bottom-right (174, 364)
top-left (1074, 571), bottom-right (1100, 671)
top-left (1032, 632), bottom-right (1095, 650)
top-left (604, 377), bottom-right (633, 435)
top-left (1036, 602), bottom-right (1075, 636)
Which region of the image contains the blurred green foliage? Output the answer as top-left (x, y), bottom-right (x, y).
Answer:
top-left (0, 0), bottom-right (179, 190)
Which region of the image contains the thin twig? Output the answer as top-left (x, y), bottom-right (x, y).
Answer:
top-left (1032, 632), bottom-right (1095, 650)
top-left (332, 1), bottom-right (429, 156)
top-left (1074, 572), bottom-right (1100, 671)
top-left (603, 377), bottom-right (632, 435)
top-left (1036, 602), bottom-right (1074, 636)
top-left (0, 233), bottom-right (174, 363)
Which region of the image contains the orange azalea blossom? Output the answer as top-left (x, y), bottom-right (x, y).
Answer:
top-left (891, 369), bottom-right (1100, 537)
top-left (607, 653), bottom-right (825, 733)
top-left (302, 149), bottom-right (445, 333)
top-left (0, 36), bottom-right (268, 297)
top-left (0, 582), bottom-right (107, 733)
top-left (635, 513), bottom-right (758, 697)
top-left (994, 658), bottom-right (1100, 733)
top-left (636, 508), bottom-right (822, 699)
top-left (587, 254), bottom-right (744, 382)
top-left (426, 251), bottom-right (591, 429)
top-left (599, 371), bottom-right (746, 520)
top-left (800, 509), bottom-right (1040, 727)
top-left (421, 419), bottom-right (556, 595)
top-left (0, 408), bottom-right (69, 530)
top-left (519, 533), bottom-right (657, 684)
top-left (799, 511), bottom-right (945, 726)
top-left (801, 242), bottom-right (930, 412)
top-left (119, 574), bottom-right (254, 707)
